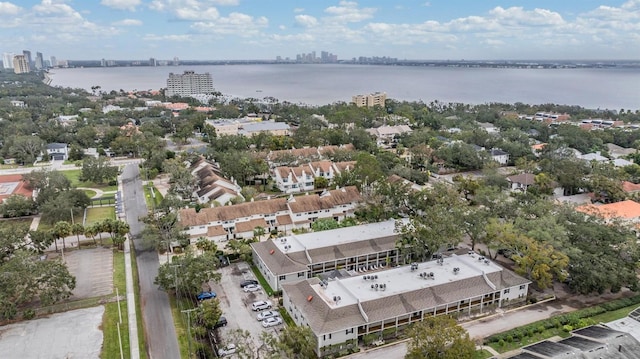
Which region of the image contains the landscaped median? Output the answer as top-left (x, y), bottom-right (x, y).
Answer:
top-left (484, 294), bottom-right (640, 353)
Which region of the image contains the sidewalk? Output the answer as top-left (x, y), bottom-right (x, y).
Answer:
top-left (119, 178), bottom-right (140, 359)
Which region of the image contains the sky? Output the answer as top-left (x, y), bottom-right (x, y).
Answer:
top-left (0, 0), bottom-right (639, 61)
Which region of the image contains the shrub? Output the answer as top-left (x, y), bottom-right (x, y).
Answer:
top-left (562, 325), bottom-right (573, 332)
top-left (506, 335), bottom-right (513, 343)
top-left (22, 309), bottom-right (35, 320)
top-left (498, 339), bottom-right (505, 347)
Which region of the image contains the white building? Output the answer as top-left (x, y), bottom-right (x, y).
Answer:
top-left (365, 125), bottom-right (412, 147)
top-left (46, 143), bottom-right (69, 161)
top-left (2, 52), bottom-right (15, 69)
top-left (190, 159), bottom-right (243, 205)
top-left (166, 71), bottom-right (214, 97)
top-left (272, 161), bottom-right (353, 194)
top-left (282, 254), bottom-right (530, 357)
top-left (179, 186), bottom-right (362, 243)
top-left (252, 220), bottom-right (404, 291)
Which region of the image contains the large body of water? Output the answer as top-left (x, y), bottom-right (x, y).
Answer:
top-left (49, 64), bottom-right (640, 110)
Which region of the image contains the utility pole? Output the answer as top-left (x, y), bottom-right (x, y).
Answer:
top-left (181, 308), bottom-right (197, 358)
top-left (172, 264), bottom-right (182, 299)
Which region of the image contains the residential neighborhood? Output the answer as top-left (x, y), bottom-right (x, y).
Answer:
top-left (2, 70), bottom-right (640, 359)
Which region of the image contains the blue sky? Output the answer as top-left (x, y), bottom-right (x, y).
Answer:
top-left (0, 0), bottom-right (639, 61)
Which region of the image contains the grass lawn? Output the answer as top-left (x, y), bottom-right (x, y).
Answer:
top-left (130, 244), bottom-right (149, 359)
top-left (101, 250), bottom-right (130, 359)
top-left (170, 296), bottom-right (192, 359)
top-left (489, 328), bottom-right (571, 353)
top-left (474, 349), bottom-right (494, 359)
top-left (85, 206), bottom-right (116, 226)
top-left (62, 169), bottom-right (118, 191)
top-left (0, 218), bottom-right (32, 231)
top-left (251, 265), bottom-right (275, 296)
top-left (143, 184), bottom-right (163, 210)
top-left (589, 304), bottom-right (639, 323)
top-left (84, 189), bottom-right (98, 198)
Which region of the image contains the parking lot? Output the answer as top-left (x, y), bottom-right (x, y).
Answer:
top-left (210, 262), bottom-right (284, 352)
top-left (64, 247), bottom-right (113, 299)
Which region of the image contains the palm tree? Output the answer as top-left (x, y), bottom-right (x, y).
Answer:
top-left (53, 221), bottom-right (72, 252)
top-left (71, 223), bottom-right (85, 249)
top-left (84, 224), bottom-right (98, 246)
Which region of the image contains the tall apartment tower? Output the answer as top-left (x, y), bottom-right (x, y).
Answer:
top-left (35, 52), bottom-right (44, 69)
top-left (351, 92), bottom-right (387, 108)
top-left (165, 71), bottom-right (214, 97)
top-left (2, 52), bottom-right (15, 69)
top-left (50, 56), bottom-right (57, 67)
top-left (13, 55), bottom-right (30, 74)
top-left (22, 50), bottom-right (32, 68)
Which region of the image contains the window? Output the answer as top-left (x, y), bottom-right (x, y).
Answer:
top-left (345, 328), bottom-right (354, 335)
top-left (519, 285), bottom-right (525, 290)
top-left (504, 288), bottom-right (510, 294)
top-left (298, 272), bottom-right (306, 278)
top-left (279, 275), bottom-right (286, 280)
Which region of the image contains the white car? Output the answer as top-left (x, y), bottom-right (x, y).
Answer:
top-left (256, 310), bottom-right (279, 321)
top-left (218, 343), bottom-right (236, 356)
top-left (261, 316), bottom-right (283, 328)
top-left (251, 300), bottom-right (273, 311)
top-left (243, 284), bottom-right (261, 292)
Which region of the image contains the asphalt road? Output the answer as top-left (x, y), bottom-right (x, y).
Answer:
top-left (122, 164), bottom-right (180, 359)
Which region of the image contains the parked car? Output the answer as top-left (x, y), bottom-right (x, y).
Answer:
top-left (217, 255), bottom-right (229, 267)
top-left (243, 284), bottom-right (261, 292)
top-left (197, 291), bottom-right (216, 300)
top-left (261, 316), bottom-right (283, 328)
top-left (218, 343), bottom-right (236, 356)
top-left (214, 316), bottom-right (227, 329)
top-left (240, 279), bottom-right (259, 288)
top-left (256, 310), bottom-right (280, 321)
top-left (251, 300), bottom-right (273, 311)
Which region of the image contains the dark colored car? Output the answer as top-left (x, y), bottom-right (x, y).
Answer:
top-left (218, 255), bottom-right (229, 267)
top-left (240, 279), bottom-right (259, 288)
top-left (197, 291), bottom-right (217, 300)
top-left (214, 316), bottom-right (227, 329)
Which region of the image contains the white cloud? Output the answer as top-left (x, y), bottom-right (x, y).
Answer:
top-left (101, 0), bottom-right (141, 11)
top-left (112, 18), bottom-right (142, 26)
top-left (489, 6), bottom-right (565, 27)
top-left (175, 7), bottom-right (220, 21)
top-left (295, 14), bottom-right (318, 27)
top-left (190, 12), bottom-right (268, 36)
top-left (0, 1), bottom-right (21, 15)
top-left (293, 8), bottom-right (304, 13)
top-left (324, 1), bottom-right (376, 23)
top-left (143, 33), bottom-right (193, 42)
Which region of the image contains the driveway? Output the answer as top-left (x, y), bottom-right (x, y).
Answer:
top-left (211, 262), bottom-right (283, 351)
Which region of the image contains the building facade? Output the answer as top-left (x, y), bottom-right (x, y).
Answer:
top-left (179, 186), bottom-right (362, 243)
top-left (13, 55), bottom-right (30, 74)
top-left (2, 52), bottom-right (14, 69)
top-left (166, 71), bottom-right (214, 97)
top-left (252, 220), bottom-right (405, 291)
top-left (282, 253), bottom-right (530, 357)
top-left (351, 92), bottom-right (387, 108)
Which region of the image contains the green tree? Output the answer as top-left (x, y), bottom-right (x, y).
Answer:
top-left (269, 325), bottom-right (317, 359)
top-left (154, 249), bottom-right (221, 294)
top-left (9, 135), bottom-right (44, 164)
top-left (0, 194), bottom-right (37, 218)
top-left (195, 298), bottom-right (223, 330)
top-left (80, 156), bottom-right (118, 184)
top-left (405, 315), bottom-right (475, 359)
top-left (71, 223), bottom-right (85, 248)
top-left (53, 221), bottom-right (72, 252)
top-left (311, 218), bottom-right (340, 232)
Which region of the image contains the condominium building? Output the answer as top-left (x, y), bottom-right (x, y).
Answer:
top-left (22, 50), bottom-right (32, 68)
top-left (13, 55), bottom-right (30, 74)
top-left (166, 70), bottom-right (214, 97)
top-left (35, 52), bottom-right (44, 70)
top-left (351, 92), bottom-right (387, 108)
top-left (282, 251), bottom-right (530, 357)
top-left (2, 52), bottom-right (14, 69)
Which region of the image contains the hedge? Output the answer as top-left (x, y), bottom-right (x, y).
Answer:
top-left (485, 294), bottom-right (640, 344)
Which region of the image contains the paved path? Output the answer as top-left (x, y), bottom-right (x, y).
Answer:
top-left (119, 174), bottom-right (141, 359)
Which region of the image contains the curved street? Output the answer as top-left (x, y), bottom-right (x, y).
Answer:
top-left (122, 164), bottom-right (180, 359)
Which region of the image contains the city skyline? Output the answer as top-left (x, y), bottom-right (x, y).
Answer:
top-left (0, 1), bottom-right (639, 61)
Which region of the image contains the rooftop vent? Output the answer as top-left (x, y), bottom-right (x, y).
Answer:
top-left (453, 267), bottom-right (460, 275)
top-left (283, 244), bottom-right (291, 251)
top-left (333, 296), bottom-right (342, 303)
top-left (484, 259), bottom-right (490, 265)
top-left (410, 262), bottom-right (419, 271)
top-left (437, 258), bottom-right (444, 265)
top-left (380, 283), bottom-right (387, 291)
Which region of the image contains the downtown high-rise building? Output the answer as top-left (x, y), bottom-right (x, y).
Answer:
top-left (166, 70), bottom-right (214, 97)
top-left (50, 56), bottom-right (57, 67)
top-left (2, 52), bottom-right (15, 69)
top-left (35, 52), bottom-right (44, 69)
top-left (13, 55), bottom-right (30, 74)
top-left (22, 50), bottom-right (32, 68)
